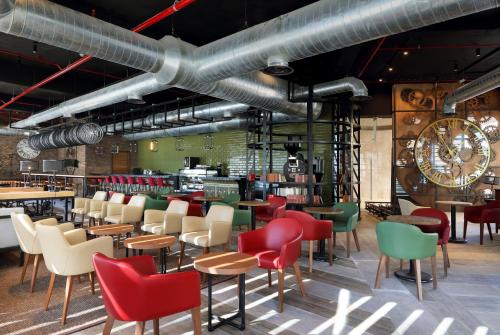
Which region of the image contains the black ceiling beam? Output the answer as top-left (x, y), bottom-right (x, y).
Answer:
top-left (460, 46), bottom-right (500, 74)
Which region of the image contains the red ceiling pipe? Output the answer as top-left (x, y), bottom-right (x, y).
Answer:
top-left (358, 37), bottom-right (386, 78)
top-left (380, 43), bottom-right (500, 51)
top-left (0, 0), bottom-right (197, 112)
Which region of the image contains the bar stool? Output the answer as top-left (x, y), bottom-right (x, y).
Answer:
top-left (104, 176), bottom-right (112, 191)
top-left (156, 178), bottom-right (166, 192)
top-left (118, 176), bottom-right (128, 194)
top-left (111, 176), bottom-right (119, 192)
top-left (127, 176), bottom-right (136, 193)
top-left (147, 177), bottom-right (156, 193)
top-left (136, 176), bottom-right (146, 192)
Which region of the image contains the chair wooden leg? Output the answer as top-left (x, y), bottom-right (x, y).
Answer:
top-left (374, 254), bottom-right (386, 289)
top-left (89, 272), bottom-right (95, 294)
top-left (177, 241), bottom-right (185, 271)
top-left (346, 232), bottom-right (351, 258)
top-left (20, 253), bottom-right (31, 285)
top-left (431, 256), bottom-right (437, 290)
top-left (203, 247), bottom-right (210, 254)
top-left (496, 223), bottom-right (499, 234)
top-left (191, 306), bottom-right (202, 335)
top-left (353, 229), bottom-right (361, 251)
top-left (441, 244), bottom-right (449, 276)
top-left (487, 223), bottom-right (493, 240)
top-left (480, 223), bottom-right (484, 245)
top-left (414, 260), bottom-right (423, 301)
top-left (134, 321), bottom-right (145, 335)
top-left (61, 275), bottom-right (74, 324)
top-left (153, 319), bottom-right (160, 335)
top-left (44, 272), bottom-right (56, 310)
top-left (308, 241), bottom-right (313, 273)
top-left (30, 254), bottom-right (41, 293)
top-left (385, 255), bottom-right (390, 278)
top-left (268, 269), bottom-right (272, 287)
top-left (293, 261), bottom-right (307, 297)
top-left (277, 268), bottom-right (285, 313)
top-left (328, 236), bottom-right (333, 266)
top-left (333, 232), bottom-right (336, 249)
top-left (463, 220), bottom-right (468, 239)
top-left (102, 315), bottom-right (115, 335)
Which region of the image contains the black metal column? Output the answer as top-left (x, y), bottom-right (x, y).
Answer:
top-left (307, 86), bottom-right (314, 207)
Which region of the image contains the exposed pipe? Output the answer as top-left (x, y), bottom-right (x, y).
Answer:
top-left (358, 38), bottom-right (386, 78)
top-left (443, 65), bottom-right (500, 114)
top-left (0, 126), bottom-right (32, 136)
top-left (292, 77), bottom-right (370, 101)
top-left (0, 0), bottom-right (196, 112)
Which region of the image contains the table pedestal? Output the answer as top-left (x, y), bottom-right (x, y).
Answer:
top-left (250, 207), bottom-right (256, 231)
top-left (395, 260), bottom-right (432, 283)
top-left (208, 273), bottom-right (246, 331)
top-left (313, 239), bottom-right (337, 261)
top-left (449, 205), bottom-right (467, 244)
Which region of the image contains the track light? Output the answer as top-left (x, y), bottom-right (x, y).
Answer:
top-left (403, 50), bottom-right (409, 56)
top-left (476, 48), bottom-right (481, 57)
top-left (388, 66), bottom-right (394, 72)
top-left (378, 78), bottom-right (383, 82)
top-left (453, 63), bottom-right (459, 73)
top-left (32, 42), bottom-right (37, 54)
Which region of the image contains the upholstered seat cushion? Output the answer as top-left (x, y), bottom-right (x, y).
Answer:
top-left (105, 215), bottom-right (122, 224)
top-left (71, 208), bottom-right (86, 214)
top-left (244, 249), bottom-right (280, 269)
top-left (180, 231), bottom-right (209, 247)
top-left (141, 222), bottom-right (162, 233)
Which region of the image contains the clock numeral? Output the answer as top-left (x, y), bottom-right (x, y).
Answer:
top-left (431, 171), bottom-right (442, 183)
top-left (432, 123), bottom-right (442, 134)
top-left (447, 118), bottom-right (459, 130)
top-left (449, 177), bottom-right (458, 187)
top-left (420, 161), bottom-right (432, 173)
top-left (474, 163), bottom-right (485, 171)
top-left (477, 147), bottom-right (489, 157)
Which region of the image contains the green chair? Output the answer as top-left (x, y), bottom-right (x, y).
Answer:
top-left (212, 201), bottom-right (251, 230)
top-left (144, 195), bottom-right (168, 211)
top-left (332, 202), bottom-right (360, 257)
top-left (156, 188), bottom-right (173, 200)
top-left (221, 193), bottom-right (241, 208)
top-left (375, 221), bottom-right (438, 300)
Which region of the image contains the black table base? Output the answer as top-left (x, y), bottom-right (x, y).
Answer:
top-left (448, 237), bottom-right (467, 244)
top-left (449, 204), bottom-right (468, 244)
top-left (208, 273), bottom-right (246, 331)
top-left (395, 269), bottom-right (433, 283)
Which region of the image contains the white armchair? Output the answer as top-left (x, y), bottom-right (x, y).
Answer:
top-left (398, 198), bottom-right (429, 216)
top-left (71, 191), bottom-right (106, 224)
top-left (36, 221), bottom-right (113, 324)
top-left (105, 195), bottom-right (146, 225)
top-left (88, 192), bottom-right (125, 225)
top-left (11, 213), bottom-right (74, 292)
top-left (177, 205), bottom-right (234, 270)
top-left (142, 200), bottom-right (189, 235)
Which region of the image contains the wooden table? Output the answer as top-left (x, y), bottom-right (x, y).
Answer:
top-left (435, 200), bottom-right (473, 243)
top-left (194, 252), bottom-right (258, 331)
top-left (237, 200), bottom-right (270, 230)
top-left (124, 235), bottom-right (176, 273)
top-left (303, 207), bottom-right (343, 261)
top-left (386, 214), bottom-right (440, 283)
top-left (88, 224), bottom-right (134, 248)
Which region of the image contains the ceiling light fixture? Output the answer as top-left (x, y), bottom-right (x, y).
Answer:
top-left (403, 50), bottom-right (409, 56)
top-left (388, 67), bottom-right (393, 72)
top-left (475, 48), bottom-right (481, 57)
top-left (378, 78), bottom-right (383, 82)
top-left (453, 62), bottom-right (459, 73)
top-left (32, 42), bottom-right (38, 54)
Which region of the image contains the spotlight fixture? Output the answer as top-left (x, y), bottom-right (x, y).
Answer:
top-left (32, 42), bottom-right (38, 54)
top-left (476, 48), bottom-right (481, 57)
top-left (378, 78), bottom-right (383, 82)
top-left (388, 66), bottom-right (394, 72)
top-left (403, 50), bottom-right (409, 56)
top-left (453, 62), bottom-right (459, 73)
top-left (149, 139), bottom-right (159, 152)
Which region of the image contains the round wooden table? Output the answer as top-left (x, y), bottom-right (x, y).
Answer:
top-left (435, 200), bottom-right (472, 243)
top-left (88, 224), bottom-right (134, 248)
top-left (237, 200), bottom-right (270, 230)
top-left (124, 235), bottom-right (176, 273)
top-left (303, 207), bottom-right (344, 261)
top-left (386, 214), bottom-right (441, 283)
top-left (194, 252), bottom-right (258, 331)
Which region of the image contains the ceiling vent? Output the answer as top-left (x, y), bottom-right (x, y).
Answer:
top-left (127, 93), bottom-right (146, 105)
top-left (264, 56), bottom-right (294, 76)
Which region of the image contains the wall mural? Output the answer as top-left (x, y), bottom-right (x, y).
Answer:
top-left (393, 84), bottom-right (500, 206)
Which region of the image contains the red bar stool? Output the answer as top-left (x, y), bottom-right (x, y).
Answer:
top-left (147, 177), bottom-right (156, 193)
top-left (156, 178), bottom-right (166, 191)
top-left (111, 176), bottom-right (119, 192)
top-left (127, 176), bottom-right (136, 193)
top-left (136, 176), bottom-right (146, 192)
top-left (118, 175), bottom-right (128, 194)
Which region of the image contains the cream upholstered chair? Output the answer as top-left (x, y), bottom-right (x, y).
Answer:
top-left (71, 191), bottom-right (106, 224)
top-left (105, 195), bottom-right (146, 225)
top-left (11, 213), bottom-right (74, 292)
top-left (88, 192), bottom-right (125, 225)
top-left (36, 222), bottom-right (113, 324)
top-left (142, 200), bottom-right (189, 235)
top-left (398, 198), bottom-right (429, 216)
top-left (177, 205), bottom-right (234, 270)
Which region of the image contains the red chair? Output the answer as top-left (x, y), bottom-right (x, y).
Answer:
top-left (136, 177), bottom-right (146, 192)
top-left (127, 176), bottom-right (136, 192)
top-left (255, 196), bottom-right (287, 223)
top-left (190, 191), bottom-right (205, 204)
top-left (155, 178), bottom-right (167, 190)
top-left (187, 203), bottom-right (204, 217)
top-left (118, 176), bottom-right (128, 193)
top-left (92, 253), bottom-right (201, 335)
top-left (411, 208), bottom-right (451, 276)
top-left (111, 176), bottom-right (119, 192)
top-left (464, 201), bottom-right (500, 245)
top-left (284, 210), bottom-right (333, 272)
top-left (238, 218), bottom-right (306, 312)
top-left (147, 177), bottom-right (156, 192)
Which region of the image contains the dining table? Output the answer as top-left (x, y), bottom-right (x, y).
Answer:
top-left (435, 200), bottom-right (472, 243)
top-left (237, 200), bottom-right (270, 230)
top-left (387, 215), bottom-right (441, 283)
top-left (303, 207), bottom-right (343, 261)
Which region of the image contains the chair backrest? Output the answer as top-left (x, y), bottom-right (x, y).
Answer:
top-left (398, 198), bottom-right (424, 216)
top-left (136, 176), bottom-right (145, 185)
top-left (127, 176), bottom-right (135, 185)
top-left (147, 177), bottom-right (155, 186)
top-left (105, 176), bottom-right (111, 183)
top-left (111, 176), bottom-right (119, 184)
top-left (206, 205), bottom-right (234, 223)
top-left (410, 207), bottom-right (449, 241)
top-left (191, 191), bottom-right (205, 197)
top-left (156, 178), bottom-right (166, 187)
top-left (376, 221), bottom-right (437, 260)
top-left (109, 192), bottom-right (125, 204)
top-left (11, 213), bottom-right (37, 254)
top-left (283, 210), bottom-right (318, 240)
top-left (333, 202), bottom-right (359, 227)
top-left (144, 196), bottom-right (168, 211)
top-left (118, 176), bottom-right (127, 184)
top-left (268, 196), bottom-right (287, 208)
top-left (128, 195), bottom-right (146, 208)
top-left (93, 191), bottom-right (107, 201)
top-left (167, 200), bottom-right (189, 215)
top-left (263, 218), bottom-right (303, 251)
top-left (223, 193), bottom-right (240, 204)
top-left (35, 222), bottom-right (71, 274)
top-left (486, 200), bottom-right (500, 209)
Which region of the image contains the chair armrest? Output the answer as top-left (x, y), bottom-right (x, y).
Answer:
top-left (278, 232), bottom-right (303, 269)
top-left (481, 208), bottom-right (500, 223)
top-left (107, 203), bottom-right (125, 216)
top-left (34, 218), bottom-right (58, 226)
top-left (144, 209), bottom-right (165, 225)
top-left (238, 228), bottom-right (267, 252)
top-left (464, 205), bottom-right (486, 219)
top-left (208, 220), bottom-right (232, 246)
top-left (164, 213), bottom-right (184, 234)
top-left (58, 222), bottom-right (75, 232)
top-left (67, 236), bottom-right (113, 275)
top-left (122, 206), bottom-right (144, 223)
top-left (182, 216), bottom-right (207, 233)
top-left (64, 228), bottom-right (87, 245)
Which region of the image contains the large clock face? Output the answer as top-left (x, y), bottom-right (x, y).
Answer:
top-left (16, 138), bottom-right (40, 159)
top-left (414, 118), bottom-right (490, 188)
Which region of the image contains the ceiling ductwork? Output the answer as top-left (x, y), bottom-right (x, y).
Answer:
top-left (264, 56), bottom-right (294, 76)
top-left (292, 77), bottom-right (370, 102)
top-left (0, 127), bottom-right (32, 136)
top-left (443, 66), bottom-right (500, 114)
top-left (127, 93), bottom-right (146, 105)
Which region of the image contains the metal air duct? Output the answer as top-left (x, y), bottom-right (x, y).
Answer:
top-left (443, 66), bottom-right (500, 114)
top-left (0, 127), bottom-right (32, 136)
top-left (293, 77), bottom-right (370, 102)
top-left (28, 123), bottom-right (104, 150)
